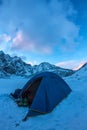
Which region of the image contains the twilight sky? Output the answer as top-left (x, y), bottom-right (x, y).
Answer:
top-left (0, 0), bottom-right (87, 69)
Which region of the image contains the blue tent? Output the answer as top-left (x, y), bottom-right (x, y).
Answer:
top-left (19, 72), bottom-right (71, 119)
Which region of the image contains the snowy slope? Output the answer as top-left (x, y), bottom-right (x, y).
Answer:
top-left (67, 62), bottom-right (87, 81)
top-left (0, 68), bottom-right (87, 130)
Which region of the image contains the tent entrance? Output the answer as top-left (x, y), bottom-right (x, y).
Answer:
top-left (22, 77), bottom-right (42, 104)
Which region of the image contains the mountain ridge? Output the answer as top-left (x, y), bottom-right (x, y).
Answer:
top-left (0, 50), bottom-right (75, 77)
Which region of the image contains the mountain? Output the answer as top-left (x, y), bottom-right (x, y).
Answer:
top-left (78, 62), bottom-right (87, 71)
top-left (33, 62), bottom-right (74, 77)
top-left (0, 51), bottom-right (74, 77)
top-left (0, 51), bottom-right (32, 77)
top-left (70, 62), bottom-right (87, 80)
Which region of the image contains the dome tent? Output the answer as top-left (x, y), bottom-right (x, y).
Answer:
top-left (18, 72), bottom-right (71, 120)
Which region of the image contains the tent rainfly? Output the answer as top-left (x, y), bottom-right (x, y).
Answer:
top-left (17, 72), bottom-right (71, 120)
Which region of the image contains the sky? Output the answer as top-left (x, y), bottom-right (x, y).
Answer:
top-left (0, 0), bottom-right (87, 69)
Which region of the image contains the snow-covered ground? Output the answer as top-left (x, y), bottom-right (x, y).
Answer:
top-left (0, 72), bottom-right (87, 130)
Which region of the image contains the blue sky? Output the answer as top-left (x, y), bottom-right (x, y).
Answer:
top-left (0, 0), bottom-right (87, 69)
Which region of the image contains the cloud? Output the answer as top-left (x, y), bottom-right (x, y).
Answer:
top-left (11, 30), bottom-right (52, 54)
top-left (0, 33), bottom-right (11, 42)
top-left (12, 31), bottom-right (35, 51)
top-left (28, 60), bottom-right (39, 66)
top-left (0, 0), bottom-right (80, 54)
top-left (0, 33), bottom-right (11, 52)
top-left (56, 60), bottom-right (86, 70)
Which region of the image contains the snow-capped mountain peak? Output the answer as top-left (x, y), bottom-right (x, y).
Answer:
top-left (0, 51), bottom-right (74, 77)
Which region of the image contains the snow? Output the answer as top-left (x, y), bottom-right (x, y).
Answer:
top-left (0, 78), bottom-right (28, 94)
top-left (0, 71), bottom-right (87, 130)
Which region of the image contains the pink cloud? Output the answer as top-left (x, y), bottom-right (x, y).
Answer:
top-left (56, 60), bottom-right (86, 70)
top-left (0, 34), bottom-right (11, 42)
top-left (12, 31), bottom-right (35, 50)
top-left (13, 31), bottom-right (23, 43)
top-left (74, 62), bottom-right (86, 70)
top-left (11, 30), bottom-right (52, 54)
